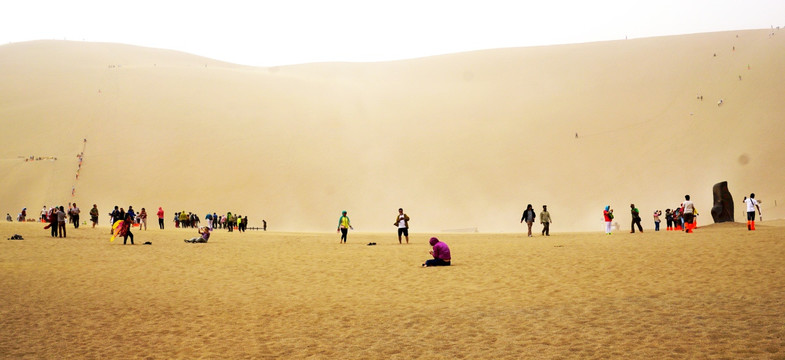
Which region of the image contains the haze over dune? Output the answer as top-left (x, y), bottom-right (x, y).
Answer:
top-left (1, 29), bottom-right (784, 232)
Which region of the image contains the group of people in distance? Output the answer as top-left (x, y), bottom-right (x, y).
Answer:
top-left (603, 192), bottom-right (763, 234)
top-left (604, 196), bottom-right (697, 235)
top-left (336, 208), bottom-right (451, 267)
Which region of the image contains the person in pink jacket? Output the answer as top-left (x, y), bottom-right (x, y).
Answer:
top-left (422, 237), bottom-right (451, 267)
top-left (157, 207), bottom-right (165, 229)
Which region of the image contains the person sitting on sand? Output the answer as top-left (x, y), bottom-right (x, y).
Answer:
top-left (185, 226), bottom-right (211, 243)
top-left (6, 213), bottom-right (12, 222)
top-left (422, 237), bottom-right (451, 267)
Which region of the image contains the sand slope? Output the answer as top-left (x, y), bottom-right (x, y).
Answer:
top-left (1, 29), bottom-right (784, 232)
top-left (1, 222), bottom-right (784, 358)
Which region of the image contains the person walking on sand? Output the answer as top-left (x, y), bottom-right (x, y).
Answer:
top-left (682, 195), bottom-right (696, 233)
top-left (603, 206), bottom-right (614, 235)
top-left (540, 205), bottom-right (552, 236)
top-left (630, 204), bottom-right (643, 233)
top-left (743, 193), bottom-right (762, 231)
top-left (337, 210), bottom-right (353, 243)
top-left (70, 203), bottom-right (80, 229)
top-left (90, 204), bottom-right (99, 228)
top-left (520, 204), bottom-right (536, 237)
top-left (422, 237), bottom-right (451, 267)
top-left (157, 207), bottom-right (165, 229)
top-left (394, 208), bottom-right (410, 244)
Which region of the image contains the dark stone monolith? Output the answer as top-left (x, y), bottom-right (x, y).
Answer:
top-left (711, 181), bottom-right (734, 223)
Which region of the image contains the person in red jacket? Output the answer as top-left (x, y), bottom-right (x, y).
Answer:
top-left (157, 207), bottom-right (165, 229)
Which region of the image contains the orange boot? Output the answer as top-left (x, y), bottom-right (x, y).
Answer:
top-left (747, 220), bottom-right (752, 230)
top-left (751, 220), bottom-right (756, 230)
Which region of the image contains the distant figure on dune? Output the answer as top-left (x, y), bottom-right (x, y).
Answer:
top-left (717, 99), bottom-right (723, 106)
top-left (665, 209), bottom-right (674, 231)
top-left (70, 203), bottom-right (80, 229)
top-left (41, 206), bottom-right (47, 222)
top-left (157, 207), bottom-right (165, 229)
top-left (337, 210), bottom-right (353, 243)
top-left (48, 207), bottom-right (58, 237)
top-left (226, 212), bottom-right (234, 232)
top-left (205, 213), bottom-right (214, 229)
top-left (630, 204), bottom-right (643, 233)
top-left (139, 208), bottom-right (148, 230)
top-left (90, 204), bottom-right (99, 228)
top-left (603, 206), bottom-right (614, 235)
top-left (263, 219), bottom-right (267, 231)
top-left (540, 205), bottom-right (552, 236)
top-left (682, 195), bottom-right (696, 233)
top-left (520, 204), bottom-right (536, 237)
top-left (57, 206), bottom-right (67, 238)
top-left (185, 226), bottom-right (211, 243)
top-left (394, 208), bottom-right (410, 244)
top-left (673, 207), bottom-right (683, 230)
top-left (422, 237), bottom-right (451, 267)
top-left (19, 208), bottom-right (26, 222)
top-left (743, 193), bottom-right (762, 230)
top-left (6, 213), bottom-right (11, 222)
top-left (653, 210), bottom-right (662, 231)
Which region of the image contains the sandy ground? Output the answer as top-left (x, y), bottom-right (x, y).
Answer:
top-left (1, 221), bottom-right (784, 359)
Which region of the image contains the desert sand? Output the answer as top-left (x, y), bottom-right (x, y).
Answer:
top-left (1, 29), bottom-right (784, 232)
top-left (1, 221), bottom-right (784, 359)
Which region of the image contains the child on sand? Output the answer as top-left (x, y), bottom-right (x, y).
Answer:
top-left (185, 226), bottom-right (211, 243)
top-left (422, 237), bottom-right (451, 267)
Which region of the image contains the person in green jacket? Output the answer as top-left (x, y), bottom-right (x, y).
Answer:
top-left (337, 211), bottom-right (353, 243)
top-left (630, 204), bottom-right (643, 233)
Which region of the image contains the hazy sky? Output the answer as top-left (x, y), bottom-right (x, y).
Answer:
top-left (2, 0), bottom-right (783, 66)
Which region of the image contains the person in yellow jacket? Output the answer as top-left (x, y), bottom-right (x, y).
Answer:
top-left (337, 210), bottom-right (353, 243)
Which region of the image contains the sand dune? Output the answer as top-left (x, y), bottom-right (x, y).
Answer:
top-left (1, 222), bottom-right (784, 358)
top-left (1, 29), bottom-right (784, 233)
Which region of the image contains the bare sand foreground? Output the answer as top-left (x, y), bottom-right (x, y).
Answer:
top-left (1, 222), bottom-right (784, 359)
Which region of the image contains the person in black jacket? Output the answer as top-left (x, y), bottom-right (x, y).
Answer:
top-left (520, 204), bottom-right (536, 237)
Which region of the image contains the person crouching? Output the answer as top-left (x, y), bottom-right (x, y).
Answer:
top-left (422, 237), bottom-right (451, 267)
